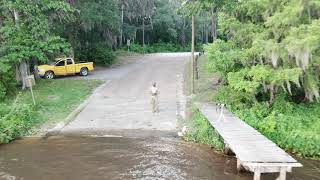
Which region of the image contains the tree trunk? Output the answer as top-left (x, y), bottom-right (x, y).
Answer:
top-left (32, 57), bottom-right (40, 79)
top-left (142, 17), bottom-right (145, 51)
top-left (16, 60), bottom-right (29, 90)
top-left (119, 3), bottom-right (124, 47)
top-left (13, 9), bottom-right (19, 24)
top-left (181, 17), bottom-right (186, 45)
top-left (269, 84), bottom-right (276, 106)
top-left (205, 25), bottom-right (209, 44)
top-left (16, 65), bottom-right (21, 84)
top-left (12, 9), bottom-right (29, 89)
top-left (201, 13), bottom-right (205, 44)
top-left (211, 7), bottom-right (218, 42)
top-left (133, 29), bottom-right (137, 44)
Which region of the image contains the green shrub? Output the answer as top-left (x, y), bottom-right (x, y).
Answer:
top-left (129, 43), bottom-right (145, 53)
top-left (76, 46), bottom-right (116, 66)
top-left (215, 86), bottom-right (255, 110)
top-left (91, 47), bottom-right (116, 66)
top-left (0, 69), bottom-right (17, 101)
top-left (0, 101), bottom-right (36, 143)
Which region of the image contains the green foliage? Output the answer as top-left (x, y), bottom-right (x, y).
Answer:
top-left (228, 69), bottom-right (261, 94)
top-left (226, 65), bottom-right (302, 95)
top-left (152, 0), bottom-right (189, 44)
top-left (0, 97), bottom-right (35, 143)
top-left (0, 0), bottom-right (74, 63)
top-left (128, 43), bottom-right (145, 54)
top-left (185, 108), bottom-right (225, 151)
top-left (91, 48), bottom-right (116, 66)
top-left (0, 0), bottom-right (74, 97)
top-left (205, 40), bottom-right (242, 80)
top-left (215, 86), bottom-right (255, 109)
top-left (76, 45), bottom-right (116, 66)
top-left (205, 0), bottom-right (320, 103)
top-left (128, 42), bottom-right (196, 53)
top-left (70, 0), bottom-right (120, 46)
top-left (77, 0), bottom-right (119, 32)
top-left (0, 68), bottom-right (16, 100)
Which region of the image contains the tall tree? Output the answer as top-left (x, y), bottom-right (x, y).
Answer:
top-left (122, 0), bottom-right (155, 47)
top-left (0, 0), bottom-right (74, 89)
top-left (205, 0), bottom-right (320, 103)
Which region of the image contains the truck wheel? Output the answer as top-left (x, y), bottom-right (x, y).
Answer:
top-left (44, 71), bottom-right (54, 79)
top-left (80, 68), bottom-right (88, 76)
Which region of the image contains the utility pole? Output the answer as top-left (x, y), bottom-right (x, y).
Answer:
top-left (191, 15), bottom-right (195, 94)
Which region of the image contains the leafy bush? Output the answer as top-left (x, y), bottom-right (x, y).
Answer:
top-left (0, 69), bottom-right (17, 101)
top-left (215, 86), bottom-right (255, 110)
top-left (129, 43), bottom-right (145, 53)
top-left (0, 100), bottom-right (36, 143)
top-left (91, 47), bottom-right (116, 66)
top-left (76, 46), bottom-right (116, 66)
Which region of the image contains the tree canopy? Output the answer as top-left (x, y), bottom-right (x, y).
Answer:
top-left (204, 0), bottom-right (320, 103)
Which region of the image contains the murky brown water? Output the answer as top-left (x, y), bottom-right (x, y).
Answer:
top-left (0, 136), bottom-right (319, 180)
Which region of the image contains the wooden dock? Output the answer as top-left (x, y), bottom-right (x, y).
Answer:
top-left (196, 103), bottom-right (302, 180)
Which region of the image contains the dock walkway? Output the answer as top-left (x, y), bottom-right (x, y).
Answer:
top-left (196, 103), bottom-right (302, 180)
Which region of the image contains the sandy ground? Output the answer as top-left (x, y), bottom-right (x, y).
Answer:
top-left (61, 53), bottom-right (190, 135)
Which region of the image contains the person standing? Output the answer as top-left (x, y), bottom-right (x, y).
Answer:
top-left (150, 82), bottom-right (159, 113)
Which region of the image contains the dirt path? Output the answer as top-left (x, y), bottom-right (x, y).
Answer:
top-left (61, 53), bottom-right (189, 135)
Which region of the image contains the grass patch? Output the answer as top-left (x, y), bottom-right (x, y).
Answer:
top-left (23, 79), bottom-right (102, 126)
top-left (0, 79), bottom-right (103, 143)
top-left (184, 107), bottom-right (224, 151)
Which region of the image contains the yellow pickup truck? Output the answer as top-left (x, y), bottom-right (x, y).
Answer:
top-left (38, 58), bottom-right (94, 79)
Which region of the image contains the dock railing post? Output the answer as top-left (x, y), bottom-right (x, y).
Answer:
top-left (217, 103), bottom-right (225, 122)
top-left (277, 167), bottom-right (287, 180)
top-left (236, 159), bottom-right (242, 172)
top-left (254, 166), bottom-right (261, 180)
